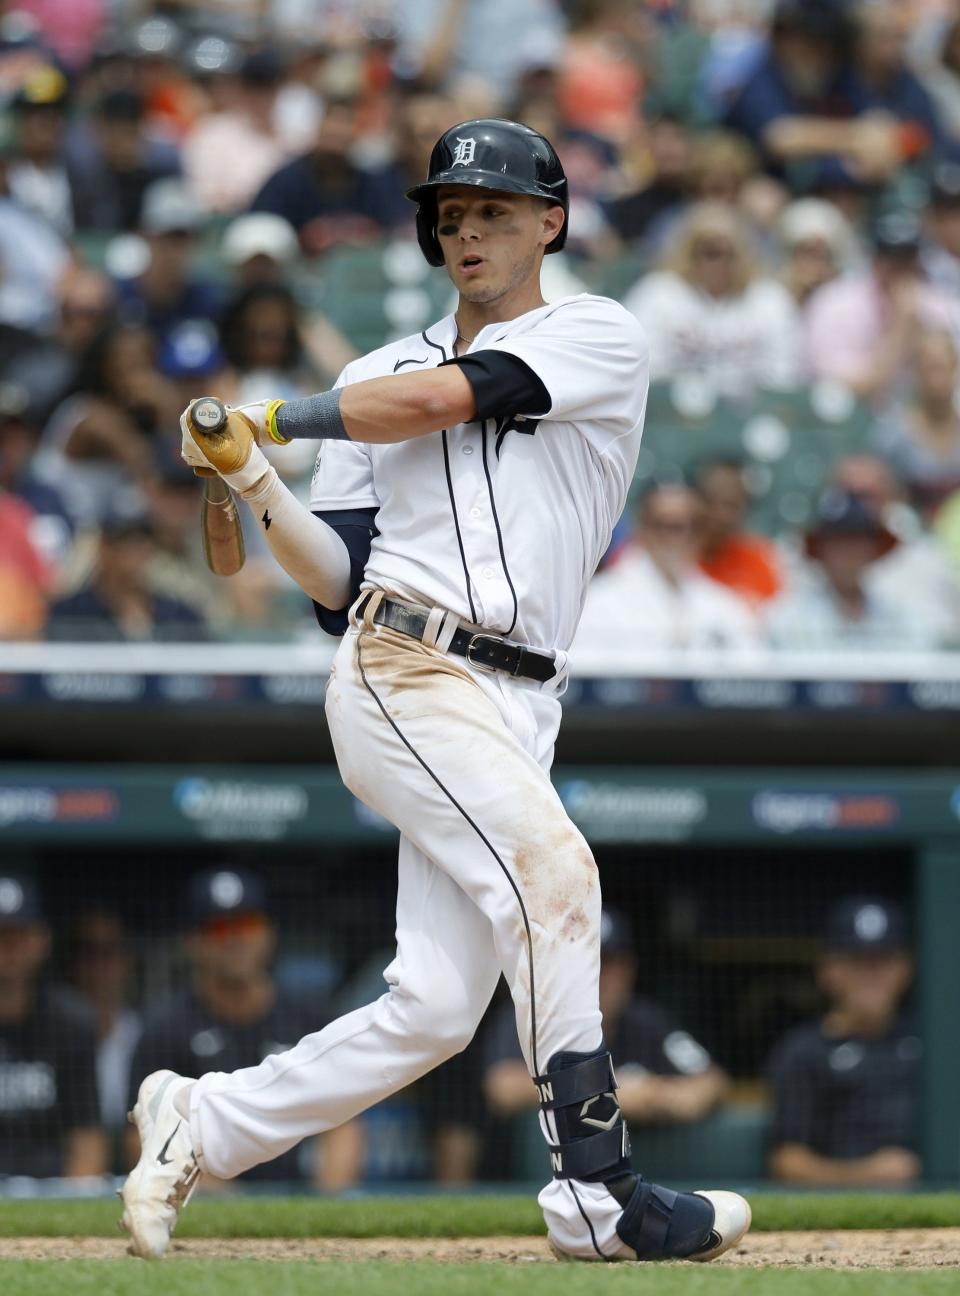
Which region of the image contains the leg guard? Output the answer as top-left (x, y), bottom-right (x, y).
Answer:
top-left (535, 1048), bottom-right (630, 1182)
top-left (537, 1049), bottom-right (716, 1261)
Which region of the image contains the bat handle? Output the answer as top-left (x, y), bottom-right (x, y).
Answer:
top-left (188, 396), bottom-right (229, 437)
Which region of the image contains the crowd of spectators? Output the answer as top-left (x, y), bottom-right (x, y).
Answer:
top-left (0, 866), bottom-right (920, 1189)
top-left (4, 0), bottom-right (960, 653)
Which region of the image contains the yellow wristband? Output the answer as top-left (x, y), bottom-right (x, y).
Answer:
top-left (265, 398), bottom-right (288, 444)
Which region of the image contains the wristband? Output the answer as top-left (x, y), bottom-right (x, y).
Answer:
top-left (265, 398), bottom-right (289, 445)
top-left (274, 389), bottom-right (350, 442)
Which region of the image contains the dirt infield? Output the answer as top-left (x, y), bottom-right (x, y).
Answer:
top-left (1, 1229), bottom-right (960, 1267)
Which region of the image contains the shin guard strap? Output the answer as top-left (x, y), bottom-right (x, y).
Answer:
top-left (534, 1052), bottom-right (616, 1111)
top-left (546, 1124), bottom-right (629, 1180)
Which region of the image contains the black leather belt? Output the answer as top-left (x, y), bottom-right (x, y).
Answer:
top-left (356, 593), bottom-right (557, 683)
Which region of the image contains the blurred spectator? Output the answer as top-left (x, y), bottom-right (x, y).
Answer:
top-left (220, 283), bottom-right (317, 403)
top-left (0, 383), bottom-right (73, 573)
top-left (14, 0), bottom-right (108, 74)
top-left (0, 485), bottom-right (50, 640)
top-left (395, 0), bottom-right (566, 105)
top-left (484, 909), bottom-right (729, 1124)
top-left (8, 267), bottom-right (117, 426)
top-left (63, 910), bottom-right (141, 1164)
top-left (47, 510), bottom-right (207, 642)
top-left (778, 197), bottom-right (855, 309)
top-left (766, 487), bottom-right (942, 651)
top-left (723, 0), bottom-right (903, 190)
top-left (182, 48), bottom-right (294, 215)
top-left (623, 201), bottom-right (802, 399)
top-left (70, 88), bottom-right (180, 233)
top-left (804, 210), bottom-right (960, 407)
top-left (916, 11), bottom-right (960, 143)
top-left (127, 868), bottom-right (353, 1187)
top-left (575, 483), bottom-right (761, 655)
top-left (603, 113), bottom-right (692, 246)
top-left (34, 322), bottom-right (177, 528)
top-left (0, 874), bottom-right (106, 1178)
top-left (922, 161), bottom-right (960, 297)
top-left (556, 0), bottom-right (648, 144)
top-left (832, 453), bottom-right (960, 650)
top-left (0, 147), bottom-right (71, 334)
top-left (220, 212), bottom-right (300, 287)
top-left (6, 63), bottom-right (74, 236)
top-left (694, 457), bottom-right (783, 607)
top-left (851, 0), bottom-right (945, 162)
top-left (114, 178), bottom-right (224, 348)
top-left (767, 896), bottom-right (920, 1186)
top-left (688, 128), bottom-right (759, 206)
top-left (250, 95), bottom-right (406, 254)
top-left (872, 329), bottom-right (960, 510)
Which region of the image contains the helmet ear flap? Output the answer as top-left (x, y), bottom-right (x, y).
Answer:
top-left (415, 202), bottom-right (444, 268)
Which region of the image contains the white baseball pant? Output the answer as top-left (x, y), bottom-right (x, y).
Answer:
top-left (187, 593), bottom-right (611, 1251)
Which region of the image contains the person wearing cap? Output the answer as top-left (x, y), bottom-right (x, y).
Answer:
top-left (126, 870), bottom-right (351, 1187)
top-left (6, 64), bottom-right (75, 237)
top-left (804, 209), bottom-right (960, 407)
top-left (46, 508), bottom-right (207, 642)
top-left (483, 908), bottom-right (729, 1132)
top-left (767, 897), bottom-right (920, 1186)
top-left (0, 873), bottom-right (106, 1178)
top-left (777, 198), bottom-right (854, 310)
top-left (113, 178), bottom-right (224, 349)
top-left (766, 485), bottom-right (944, 651)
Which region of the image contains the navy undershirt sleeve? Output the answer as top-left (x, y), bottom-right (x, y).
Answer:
top-left (442, 349), bottom-right (552, 421)
top-left (311, 507), bottom-right (378, 636)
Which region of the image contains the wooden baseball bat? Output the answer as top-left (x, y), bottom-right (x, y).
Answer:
top-left (189, 397), bottom-right (246, 576)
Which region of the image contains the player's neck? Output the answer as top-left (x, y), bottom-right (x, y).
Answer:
top-left (455, 280), bottom-right (546, 350)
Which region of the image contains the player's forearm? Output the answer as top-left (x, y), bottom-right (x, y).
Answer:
top-left (275, 367), bottom-right (476, 445)
top-left (237, 467), bottom-right (352, 609)
top-left (769, 1143), bottom-right (893, 1185)
top-left (764, 117), bottom-right (859, 160)
top-left (483, 1061), bottom-right (540, 1115)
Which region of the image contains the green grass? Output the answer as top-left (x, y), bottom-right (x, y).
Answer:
top-left (2, 1262), bottom-right (960, 1296)
top-left (0, 1193), bottom-right (958, 1239)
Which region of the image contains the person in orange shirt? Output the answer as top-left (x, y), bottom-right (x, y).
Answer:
top-left (694, 458), bottom-right (783, 607)
top-left (0, 492), bottom-right (50, 640)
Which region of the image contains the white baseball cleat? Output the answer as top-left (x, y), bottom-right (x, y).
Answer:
top-left (688, 1190), bottom-right (752, 1261)
top-left (120, 1070), bottom-right (200, 1259)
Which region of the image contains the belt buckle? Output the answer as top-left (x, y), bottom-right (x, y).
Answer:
top-left (466, 632), bottom-right (508, 674)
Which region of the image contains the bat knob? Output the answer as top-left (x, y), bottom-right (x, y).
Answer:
top-left (190, 396), bottom-right (228, 435)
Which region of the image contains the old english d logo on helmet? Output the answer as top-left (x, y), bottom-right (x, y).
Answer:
top-left (406, 118), bottom-right (569, 267)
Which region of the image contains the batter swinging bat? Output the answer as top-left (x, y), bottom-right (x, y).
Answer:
top-left (189, 396), bottom-right (246, 577)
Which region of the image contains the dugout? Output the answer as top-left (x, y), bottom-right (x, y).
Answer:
top-left (2, 743), bottom-right (958, 1187)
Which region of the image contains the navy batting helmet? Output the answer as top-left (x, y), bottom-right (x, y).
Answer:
top-left (405, 118), bottom-right (569, 267)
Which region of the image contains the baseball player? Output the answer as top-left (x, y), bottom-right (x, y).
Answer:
top-left (121, 119), bottom-right (750, 1263)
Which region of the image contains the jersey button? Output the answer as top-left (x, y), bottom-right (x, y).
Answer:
top-left (462, 445), bottom-right (474, 455)
top-left (482, 567), bottom-right (494, 579)
top-left (469, 507), bottom-right (482, 518)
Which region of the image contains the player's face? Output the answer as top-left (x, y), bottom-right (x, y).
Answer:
top-left (0, 923), bottom-right (50, 988)
top-left (188, 913), bottom-right (276, 983)
top-left (818, 952), bottom-right (913, 1018)
top-left (435, 186), bottom-right (563, 305)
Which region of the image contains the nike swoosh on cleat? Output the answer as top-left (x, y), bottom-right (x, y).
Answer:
top-left (157, 1121), bottom-right (181, 1166)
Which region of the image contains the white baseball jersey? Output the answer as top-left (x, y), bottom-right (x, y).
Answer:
top-left (308, 293), bottom-right (649, 657)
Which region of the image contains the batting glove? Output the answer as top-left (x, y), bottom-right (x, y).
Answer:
top-left (180, 401), bottom-right (278, 493)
